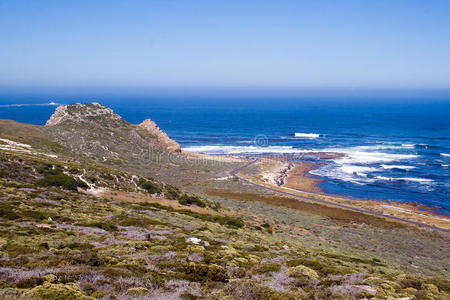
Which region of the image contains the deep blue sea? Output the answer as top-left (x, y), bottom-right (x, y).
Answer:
top-left (1, 97), bottom-right (449, 215)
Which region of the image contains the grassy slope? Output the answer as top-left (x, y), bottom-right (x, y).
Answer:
top-left (0, 119), bottom-right (449, 299)
top-left (0, 120), bottom-right (67, 154)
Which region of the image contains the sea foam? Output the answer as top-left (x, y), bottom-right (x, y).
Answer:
top-left (183, 145), bottom-right (309, 155)
top-left (0, 102), bottom-right (59, 108)
top-left (394, 177), bottom-right (434, 184)
top-left (332, 150), bottom-right (418, 165)
top-left (340, 165), bottom-right (379, 174)
top-left (373, 176), bottom-right (433, 184)
top-left (294, 133), bottom-right (320, 138)
top-left (380, 164), bottom-right (415, 170)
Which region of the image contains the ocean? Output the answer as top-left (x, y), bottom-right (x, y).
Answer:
top-left (1, 97), bottom-right (449, 215)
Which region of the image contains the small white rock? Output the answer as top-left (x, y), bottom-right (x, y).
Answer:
top-left (186, 237), bottom-right (202, 245)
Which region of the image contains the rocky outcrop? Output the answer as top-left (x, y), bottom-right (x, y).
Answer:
top-left (138, 119), bottom-right (181, 152)
top-left (45, 102), bottom-right (122, 126)
top-left (44, 103), bottom-right (181, 158)
top-left (275, 163), bottom-right (294, 186)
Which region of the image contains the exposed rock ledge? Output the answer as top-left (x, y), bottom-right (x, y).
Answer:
top-left (45, 102), bottom-right (181, 153)
top-left (275, 163), bottom-right (294, 186)
top-left (138, 119), bottom-right (181, 152)
top-left (45, 102), bottom-right (121, 126)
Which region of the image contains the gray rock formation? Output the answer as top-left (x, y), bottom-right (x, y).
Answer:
top-left (45, 102), bottom-right (122, 126)
top-left (139, 119), bottom-right (181, 152)
top-left (43, 103), bottom-right (182, 167)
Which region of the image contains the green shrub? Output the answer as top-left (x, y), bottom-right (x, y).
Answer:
top-left (75, 179), bottom-right (89, 189)
top-left (156, 261), bottom-right (182, 270)
top-left (261, 222), bottom-right (270, 228)
top-left (250, 245), bottom-right (268, 252)
top-left (78, 221), bottom-right (118, 232)
top-left (36, 163), bottom-right (53, 174)
top-left (21, 282), bottom-right (93, 300)
top-left (87, 176), bottom-right (97, 183)
top-left (116, 213), bottom-right (164, 227)
top-left (180, 292), bottom-right (199, 300)
top-left (91, 291), bottom-right (106, 298)
top-left (179, 194), bottom-right (207, 208)
top-left (0, 202), bottom-right (21, 220)
top-left (320, 278), bottom-right (342, 287)
top-left (126, 287), bottom-right (149, 296)
top-left (3, 243), bottom-right (35, 257)
top-left (16, 277), bottom-right (45, 289)
top-left (165, 185), bottom-right (181, 199)
top-left (183, 263), bottom-right (229, 282)
top-left (68, 167), bottom-right (81, 174)
top-left (222, 216), bottom-right (244, 228)
top-left (138, 178), bottom-right (161, 194)
top-left (286, 258), bottom-right (350, 275)
top-left (103, 267), bottom-right (132, 278)
top-left (36, 171), bottom-right (86, 191)
top-left (68, 249), bottom-right (105, 266)
top-left (100, 173), bottom-right (114, 180)
top-left (322, 252), bottom-right (384, 266)
top-left (81, 282), bottom-right (96, 296)
top-left (136, 202), bottom-right (244, 228)
top-left (223, 280), bottom-right (298, 300)
top-left (58, 242), bottom-right (94, 250)
top-left (253, 263), bottom-right (281, 274)
top-left (286, 265), bottom-right (319, 279)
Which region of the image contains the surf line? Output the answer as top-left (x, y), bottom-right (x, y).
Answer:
top-left (230, 158), bottom-right (450, 234)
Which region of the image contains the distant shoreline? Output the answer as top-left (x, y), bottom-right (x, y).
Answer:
top-left (194, 151), bottom-right (450, 225)
top-left (184, 148), bottom-right (450, 218)
top-left (224, 155), bottom-right (450, 233)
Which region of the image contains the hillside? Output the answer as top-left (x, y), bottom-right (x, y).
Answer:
top-left (0, 103), bottom-right (448, 300)
top-left (44, 102), bottom-right (180, 162)
top-left (42, 103), bottom-right (242, 186)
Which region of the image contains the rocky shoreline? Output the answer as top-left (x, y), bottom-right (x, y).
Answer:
top-left (274, 163), bottom-right (295, 186)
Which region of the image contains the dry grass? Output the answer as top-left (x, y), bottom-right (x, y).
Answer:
top-left (104, 190), bottom-right (228, 216)
top-left (207, 189), bottom-right (407, 229)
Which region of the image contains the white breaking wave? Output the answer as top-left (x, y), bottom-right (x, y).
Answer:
top-left (441, 153), bottom-right (450, 157)
top-left (388, 177), bottom-right (434, 184)
top-left (442, 164), bottom-right (449, 168)
top-left (310, 144), bottom-right (421, 186)
top-left (331, 150), bottom-right (418, 165)
top-left (294, 133), bottom-right (320, 138)
top-left (401, 143), bottom-right (415, 148)
top-left (311, 164), bottom-right (433, 186)
top-left (370, 176), bottom-right (433, 184)
top-left (185, 143), bottom-right (419, 163)
top-left (310, 164), bottom-right (366, 184)
top-left (380, 164), bottom-right (415, 170)
top-left (0, 102), bottom-right (59, 108)
top-left (340, 165), bottom-right (379, 174)
top-left (352, 144), bottom-right (414, 151)
top-left (183, 145), bottom-right (310, 155)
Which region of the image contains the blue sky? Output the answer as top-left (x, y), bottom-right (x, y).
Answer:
top-left (1, 0), bottom-right (450, 93)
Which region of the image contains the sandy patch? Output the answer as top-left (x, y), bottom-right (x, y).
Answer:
top-left (283, 162), bottom-right (323, 192)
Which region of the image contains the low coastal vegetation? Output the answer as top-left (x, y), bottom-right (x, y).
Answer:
top-left (0, 104), bottom-right (449, 299)
top-left (0, 149), bottom-right (448, 299)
